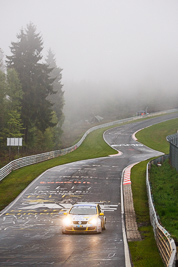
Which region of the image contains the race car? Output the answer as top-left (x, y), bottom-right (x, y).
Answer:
top-left (62, 202), bottom-right (106, 234)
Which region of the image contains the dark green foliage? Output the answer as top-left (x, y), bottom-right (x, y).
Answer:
top-left (0, 69), bottom-right (23, 151)
top-left (45, 49), bottom-right (64, 148)
top-left (0, 23), bottom-right (65, 159)
top-left (6, 23), bottom-right (56, 145)
top-left (5, 69), bottom-right (24, 138)
top-left (0, 48), bottom-right (5, 72)
top-left (0, 70), bottom-right (7, 148)
top-left (6, 68), bottom-right (23, 111)
top-left (45, 49), bottom-right (64, 122)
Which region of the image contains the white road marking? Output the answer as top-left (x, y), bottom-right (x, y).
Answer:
top-left (112, 144), bottom-right (143, 147)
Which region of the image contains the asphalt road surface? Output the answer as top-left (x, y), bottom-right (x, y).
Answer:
top-left (0, 112), bottom-right (178, 266)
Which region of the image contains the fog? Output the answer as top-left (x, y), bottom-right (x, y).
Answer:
top-left (1, 0), bottom-right (178, 129)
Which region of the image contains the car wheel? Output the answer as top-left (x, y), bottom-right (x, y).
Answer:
top-left (102, 219), bottom-right (106, 230)
top-left (102, 224), bottom-right (106, 230)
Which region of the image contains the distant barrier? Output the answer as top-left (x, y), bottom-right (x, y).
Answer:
top-left (147, 156), bottom-right (177, 267)
top-left (0, 108), bottom-right (177, 181)
top-left (167, 133), bottom-right (178, 172)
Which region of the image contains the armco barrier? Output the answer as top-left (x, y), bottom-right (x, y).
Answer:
top-left (147, 156), bottom-right (177, 267)
top-left (0, 108), bottom-right (177, 182)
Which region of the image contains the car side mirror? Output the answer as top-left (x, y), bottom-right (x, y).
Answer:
top-left (63, 212), bottom-right (68, 215)
top-left (100, 212), bottom-right (104, 216)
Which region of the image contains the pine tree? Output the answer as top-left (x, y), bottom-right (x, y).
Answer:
top-left (45, 49), bottom-right (64, 148)
top-left (5, 69), bottom-right (23, 137)
top-left (0, 69), bottom-right (23, 152)
top-left (0, 70), bottom-right (7, 149)
top-left (6, 68), bottom-right (23, 111)
top-left (6, 23), bottom-right (56, 145)
top-left (45, 49), bottom-right (64, 122)
top-left (0, 48), bottom-right (5, 72)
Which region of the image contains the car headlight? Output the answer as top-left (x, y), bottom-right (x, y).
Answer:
top-left (63, 217), bottom-right (72, 226)
top-left (89, 218), bottom-right (99, 226)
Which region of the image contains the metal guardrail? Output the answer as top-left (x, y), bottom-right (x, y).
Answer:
top-left (147, 156), bottom-right (177, 267)
top-left (0, 108), bottom-right (177, 182)
top-left (166, 133), bottom-right (178, 172)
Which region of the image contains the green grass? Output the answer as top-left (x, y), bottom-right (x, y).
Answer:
top-left (136, 118), bottom-right (178, 154)
top-left (0, 127), bottom-right (117, 211)
top-left (150, 160), bottom-right (178, 241)
top-left (136, 118), bottom-right (178, 242)
top-left (129, 117), bottom-right (178, 266)
top-left (131, 161), bottom-right (150, 225)
top-left (129, 161), bottom-right (164, 267)
top-left (129, 225), bottom-right (164, 267)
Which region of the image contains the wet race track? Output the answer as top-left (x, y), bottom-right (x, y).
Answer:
top-left (0, 113), bottom-right (178, 266)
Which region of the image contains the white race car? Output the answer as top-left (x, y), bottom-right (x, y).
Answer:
top-left (62, 203), bottom-right (106, 234)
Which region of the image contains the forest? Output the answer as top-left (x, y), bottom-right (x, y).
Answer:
top-left (0, 23), bottom-right (64, 165)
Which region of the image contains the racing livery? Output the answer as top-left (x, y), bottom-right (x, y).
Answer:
top-left (62, 203), bottom-right (106, 234)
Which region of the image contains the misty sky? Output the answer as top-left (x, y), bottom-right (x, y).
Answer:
top-left (1, 0), bottom-right (178, 92)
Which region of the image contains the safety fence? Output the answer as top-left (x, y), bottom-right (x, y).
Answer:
top-left (0, 108), bottom-right (177, 182)
top-left (167, 133), bottom-right (178, 172)
top-left (147, 156), bottom-right (177, 267)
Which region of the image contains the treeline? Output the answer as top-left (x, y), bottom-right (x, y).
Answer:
top-left (0, 23), bottom-right (64, 160)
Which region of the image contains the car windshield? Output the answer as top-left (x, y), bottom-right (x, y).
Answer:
top-left (69, 206), bottom-right (97, 215)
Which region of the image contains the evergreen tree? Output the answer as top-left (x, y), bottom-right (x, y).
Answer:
top-left (0, 48), bottom-right (5, 72)
top-left (6, 111), bottom-right (23, 137)
top-left (5, 69), bottom-right (23, 137)
top-left (46, 49), bottom-right (64, 148)
top-left (6, 68), bottom-right (23, 112)
top-left (0, 70), bottom-right (7, 149)
top-left (0, 69), bottom-right (23, 151)
top-left (6, 23), bottom-right (56, 145)
top-left (45, 49), bottom-right (64, 123)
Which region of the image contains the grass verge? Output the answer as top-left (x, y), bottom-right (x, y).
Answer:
top-left (129, 161), bottom-right (164, 267)
top-left (129, 117), bottom-right (178, 266)
top-left (136, 118), bottom-right (178, 154)
top-left (150, 159), bottom-right (178, 241)
top-left (136, 117), bottom-right (178, 242)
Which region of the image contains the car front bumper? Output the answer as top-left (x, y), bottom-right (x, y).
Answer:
top-left (62, 223), bottom-right (101, 234)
